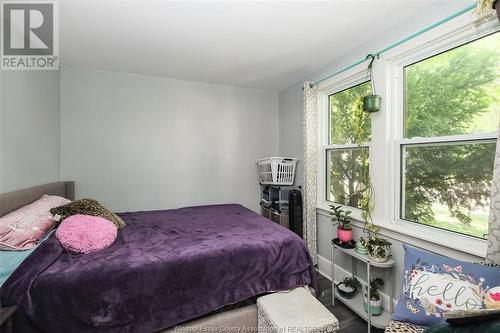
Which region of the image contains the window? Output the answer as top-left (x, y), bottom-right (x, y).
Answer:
top-left (400, 32), bottom-right (500, 239)
top-left (326, 81), bottom-right (371, 208)
top-left (317, 15), bottom-right (499, 255)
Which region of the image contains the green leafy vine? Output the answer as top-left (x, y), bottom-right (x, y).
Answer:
top-left (353, 97), bottom-right (377, 236)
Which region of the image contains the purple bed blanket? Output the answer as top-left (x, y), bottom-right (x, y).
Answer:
top-left (0, 204), bottom-right (315, 333)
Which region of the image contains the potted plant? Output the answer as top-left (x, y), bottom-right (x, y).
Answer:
top-left (355, 237), bottom-right (368, 254)
top-left (364, 278), bottom-right (384, 316)
top-left (363, 54), bottom-right (381, 113)
top-left (367, 235), bottom-right (392, 263)
top-left (337, 276), bottom-right (361, 299)
top-left (477, 0), bottom-right (499, 21)
top-left (330, 205), bottom-right (353, 243)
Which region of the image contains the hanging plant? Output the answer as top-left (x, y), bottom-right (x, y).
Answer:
top-left (354, 97), bottom-right (392, 260)
top-left (363, 54), bottom-right (381, 113)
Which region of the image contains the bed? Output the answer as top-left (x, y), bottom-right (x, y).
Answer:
top-left (0, 182), bottom-right (316, 333)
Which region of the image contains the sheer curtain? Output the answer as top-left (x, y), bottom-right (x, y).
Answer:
top-left (303, 82), bottom-right (318, 263)
top-left (487, 127), bottom-right (500, 264)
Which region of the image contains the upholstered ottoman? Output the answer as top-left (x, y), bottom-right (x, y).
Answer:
top-left (257, 287), bottom-right (339, 333)
top-left (384, 320), bottom-right (425, 333)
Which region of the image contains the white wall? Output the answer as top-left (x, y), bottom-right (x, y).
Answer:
top-left (60, 67), bottom-right (278, 212)
top-left (278, 82), bottom-right (304, 187)
top-left (277, 1), bottom-right (483, 290)
top-left (0, 71), bottom-right (60, 193)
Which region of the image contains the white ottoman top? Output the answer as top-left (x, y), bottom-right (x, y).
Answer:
top-left (257, 287), bottom-right (339, 331)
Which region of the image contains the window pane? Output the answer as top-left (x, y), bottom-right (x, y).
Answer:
top-left (329, 81), bottom-right (372, 145)
top-left (401, 141), bottom-right (496, 239)
top-left (326, 148), bottom-right (369, 208)
top-left (404, 32), bottom-right (500, 138)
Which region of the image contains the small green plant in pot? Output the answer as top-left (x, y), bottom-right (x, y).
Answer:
top-left (364, 278), bottom-right (384, 316)
top-left (367, 235), bottom-right (392, 263)
top-left (336, 276), bottom-right (361, 299)
top-left (330, 205), bottom-right (353, 243)
top-left (355, 237), bottom-right (369, 254)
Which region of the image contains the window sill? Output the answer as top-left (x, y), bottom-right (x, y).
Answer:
top-left (316, 206), bottom-right (487, 258)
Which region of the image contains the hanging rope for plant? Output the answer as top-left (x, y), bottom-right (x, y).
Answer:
top-left (366, 54), bottom-right (377, 95)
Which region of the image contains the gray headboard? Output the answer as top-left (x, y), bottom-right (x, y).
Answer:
top-left (0, 182), bottom-right (74, 217)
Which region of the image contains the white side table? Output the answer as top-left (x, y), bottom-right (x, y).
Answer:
top-left (331, 241), bottom-right (395, 333)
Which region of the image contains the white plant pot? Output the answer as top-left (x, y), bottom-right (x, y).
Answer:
top-left (367, 243), bottom-right (391, 263)
top-left (363, 294), bottom-right (383, 315)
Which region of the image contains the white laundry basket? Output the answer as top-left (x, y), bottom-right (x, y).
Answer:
top-left (257, 157), bottom-right (299, 185)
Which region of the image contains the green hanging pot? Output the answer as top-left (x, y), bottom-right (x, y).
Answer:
top-left (363, 95), bottom-right (381, 113)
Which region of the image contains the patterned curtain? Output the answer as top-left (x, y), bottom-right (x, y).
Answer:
top-left (303, 82), bottom-right (318, 264)
top-left (487, 128), bottom-right (500, 264)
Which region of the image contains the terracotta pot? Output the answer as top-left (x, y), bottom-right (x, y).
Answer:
top-left (337, 227), bottom-right (352, 243)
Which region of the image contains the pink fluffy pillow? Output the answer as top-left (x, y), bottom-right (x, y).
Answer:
top-left (56, 214), bottom-right (117, 254)
top-left (0, 195), bottom-right (71, 250)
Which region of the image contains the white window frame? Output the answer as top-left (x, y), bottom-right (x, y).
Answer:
top-left (317, 68), bottom-right (372, 222)
top-left (388, 16), bottom-right (499, 256)
top-left (316, 13), bottom-right (499, 257)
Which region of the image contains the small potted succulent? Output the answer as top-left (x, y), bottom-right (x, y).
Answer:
top-left (356, 237), bottom-right (369, 254)
top-left (367, 236), bottom-right (392, 263)
top-left (364, 278), bottom-right (384, 316)
top-left (337, 276), bottom-right (361, 299)
top-left (330, 205), bottom-right (353, 243)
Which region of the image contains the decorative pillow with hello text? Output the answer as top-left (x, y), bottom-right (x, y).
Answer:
top-left (392, 244), bottom-right (500, 327)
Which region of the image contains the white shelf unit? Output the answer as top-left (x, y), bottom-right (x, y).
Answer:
top-left (331, 241), bottom-right (395, 333)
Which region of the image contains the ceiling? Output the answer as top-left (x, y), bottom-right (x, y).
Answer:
top-left (60, 0), bottom-right (473, 91)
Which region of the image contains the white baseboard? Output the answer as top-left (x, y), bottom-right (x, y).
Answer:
top-left (317, 254), bottom-right (333, 280)
top-left (317, 254), bottom-right (397, 309)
